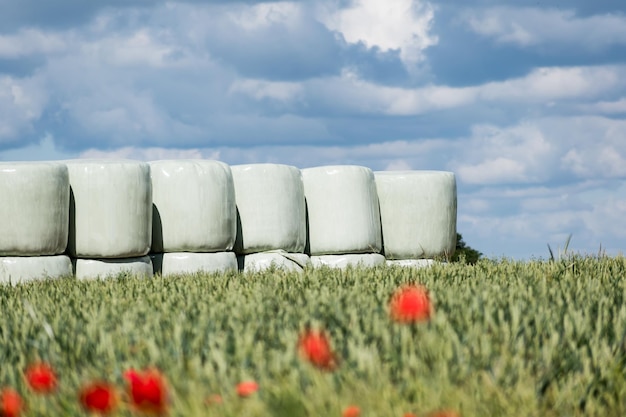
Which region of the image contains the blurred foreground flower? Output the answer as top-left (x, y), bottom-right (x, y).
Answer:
top-left (342, 404), bottom-right (361, 417)
top-left (236, 381), bottom-right (258, 397)
top-left (298, 329), bottom-right (338, 371)
top-left (389, 285), bottom-right (433, 323)
top-left (25, 362), bottom-right (57, 393)
top-left (79, 381), bottom-right (117, 414)
top-left (0, 388), bottom-right (23, 417)
top-left (124, 368), bottom-right (168, 414)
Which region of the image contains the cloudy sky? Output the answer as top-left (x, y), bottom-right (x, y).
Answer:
top-left (1, 0), bottom-right (625, 260)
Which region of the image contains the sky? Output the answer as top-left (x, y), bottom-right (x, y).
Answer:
top-left (1, 0), bottom-right (625, 260)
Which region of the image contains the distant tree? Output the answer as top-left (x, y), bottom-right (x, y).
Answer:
top-left (451, 233), bottom-right (482, 264)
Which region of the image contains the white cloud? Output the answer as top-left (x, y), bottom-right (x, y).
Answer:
top-left (317, 0), bottom-right (437, 69)
top-left (0, 19), bottom-right (186, 68)
top-left (0, 28), bottom-right (68, 58)
top-left (0, 75), bottom-right (48, 143)
top-left (92, 29), bottom-right (178, 68)
top-left (465, 7), bottom-right (626, 50)
top-left (228, 1), bottom-right (301, 30)
top-left (59, 85), bottom-right (204, 146)
top-left (231, 73), bottom-right (452, 115)
top-left (452, 122), bottom-right (554, 185)
top-left (580, 97), bottom-right (626, 114)
top-left (519, 194), bottom-right (586, 213)
top-left (463, 198), bottom-right (490, 214)
top-left (79, 146), bottom-right (217, 161)
top-left (387, 65), bottom-right (623, 114)
top-left (479, 66), bottom-right (623, 102)
top-left (382, 84), bottom-right (475, 115)
top-left (229, 79), bottom-right (303, 102)
top-left (546, 116), bottom-right (626, 179)
top-left (561, 149), bottom-right (589, 177)
top-left (457, 157), bottom-right (527, 184)
top-left (586, 192), bottom-right (626, 239)
top-left (3, 0), bottom-right (625, 156)
top-left (233, 64), bottom-right (626, 116)
top-left (561, 146), bottom-right (626, 178)
top-left (459, 182), bottom-right (626, 259)
top-left (193, 137), bottom-right (452, 170)
top-left (0, 134), bottom-right (76, 161)
top-left (453, 116), bottom-right (626, 186)
top-left (384, 159), bottom-right (413, 171)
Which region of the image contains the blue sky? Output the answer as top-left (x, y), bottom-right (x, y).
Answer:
top-left (1, 0), bottom-right (625, 260)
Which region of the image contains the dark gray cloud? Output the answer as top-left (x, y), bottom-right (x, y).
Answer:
top-left (0, 57), bottom-right (44, 77)
top-left (431, 0), bottom-right (626, 16)
top-left (0, 0), bottom-right (144, 32)
top-left (341, 44), bottom-right (414, 86)
top-left (205, 13), bottom-right (342, 81)
top-left (0, 0), bottom-right (276, 32)
top-left (426, 3), bottom-right (626, 86)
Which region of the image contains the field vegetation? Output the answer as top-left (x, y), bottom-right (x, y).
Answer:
top-left (1, 254), bottom-right (626, 416)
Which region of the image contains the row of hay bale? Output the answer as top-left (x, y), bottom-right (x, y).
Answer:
top-left (0, 160), bottom-right (457, 283)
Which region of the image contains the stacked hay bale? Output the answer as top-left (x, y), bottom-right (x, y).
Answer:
top-left (302, 165), bottom-right (385, 269)
top-left (1, 159), bottom-right (459, 282)
top-left (231, 164), bottom-right (310, 273)
top-left (66, 160), bottom-right (154, 279)
top-left (0, 162), bottom-right (73, 284)
top-left (375, 170), bottom-right (457, 267)
top-left (149, 160), bottom-right (238, 277)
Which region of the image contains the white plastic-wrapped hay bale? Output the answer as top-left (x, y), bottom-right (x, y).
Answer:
top-left (231, 164), bottom-right (306, 254)
top-left (375, 170), bottom-right (457, 260)
top-left (302, 165), bottom-right (381, 255)
top-left (73, 256), bottom-right (153, 280)
top-left (151, 252), bottom-right (237, 276)
top-left (150, 160), bottom-right (236, 253)
top-left (310, 254), bottom-right (386, 269)
top-left (386, 259), bottom-right (436, 268)
top-left (238, 250), bottom-right (311, 273)
top-left (65, 159), bottom-right (152, 258)
top-left (0, 255), bottom-right (73, 285)
top-left (0, 162), bottom-right (69, 256)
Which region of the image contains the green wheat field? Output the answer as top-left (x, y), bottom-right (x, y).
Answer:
top-left (2, 255), bottom-right (626, 416)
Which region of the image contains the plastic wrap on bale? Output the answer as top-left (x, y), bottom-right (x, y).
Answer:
top-left (65, 160), bottom-right (152, 258)
top-left (0, 255), bottom-right (73, 285)
top-left (73, 256), bottom-right (153, 280)
top-left (0, 162), bottom-right (70, 256)
top-left (238, 250), bottom-right (311, 273)
top-left (302, 165), bottom-right (381, 255)
top-left (150, 160), bottom-right (236, 253)
top-left (310, 254), bottom-right (386, 269)
top-left (151, 252), bottom-right (237, 277)
top-left (375, 170), bottom-right (456, 260)
top-left (386, 259), bottom-right (437, 268)
top-left (232, 164), bottom-right (306, 254)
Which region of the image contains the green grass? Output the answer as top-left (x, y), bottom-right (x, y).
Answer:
top-left (2, 255), bottom-right (626, 416)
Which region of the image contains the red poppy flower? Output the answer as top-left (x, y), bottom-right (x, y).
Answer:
top-left (403, 413), bottom-right (418, 417)
top-left (389, 285), bottom-right (433, 323)
top-left (79, 381), bottom-right (117, 414)
top-left (342, 405), bottom-right (361, 417)
top-left (236, 381), bottom-right (258, 397)
top-left (123, 368), bottom-right (168, 414)
top-left (0, 388), bottom-right (23, 417)
top-left (25, 362), bottom-right (57, 393)
top-left (297, 329), bottom-right (338, 371)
